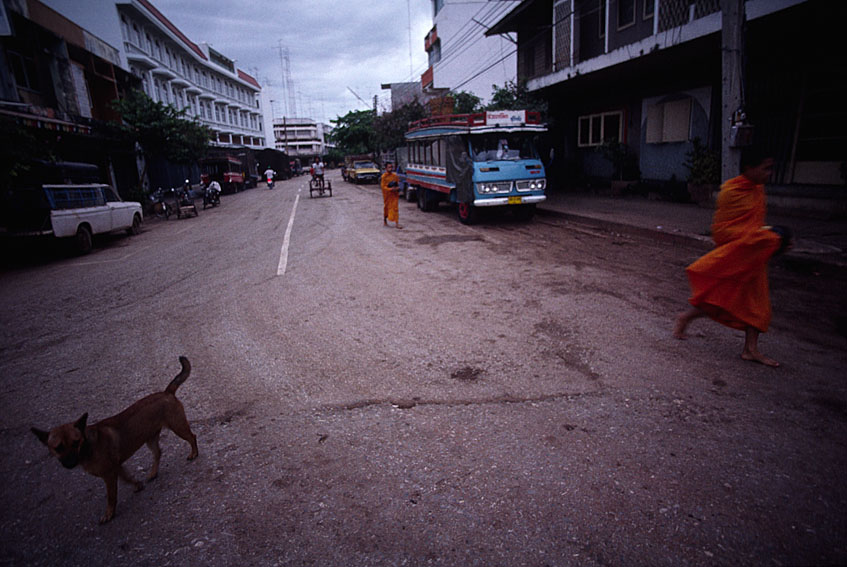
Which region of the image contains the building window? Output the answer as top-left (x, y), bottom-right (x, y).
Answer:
top-left (618, 0), bottom-right (635, 29)
top-left (577, 111), bottom-right (624, 147)
top-left (644, 0), bottom-right (655, 19)
top-left (428, 39), bottom-right (441, 66)
top-left (599, 0), bottom-right (606, 38)
top-left (132, 23), bottom-right (140, 46)
top-left (645, 98), bottom-right (691, 143)
top-left (7, 50), bottom-right (39, 91)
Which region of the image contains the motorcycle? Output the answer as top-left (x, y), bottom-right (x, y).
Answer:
top-left (149, 187), bottom-right (173, 219)
top-left (203, 182), bottom-right (221, 209)
top-left (267, 176), bottom-right (274, 190)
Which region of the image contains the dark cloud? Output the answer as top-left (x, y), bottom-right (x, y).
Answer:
top-left (150, 0), bottom-right (432, 122)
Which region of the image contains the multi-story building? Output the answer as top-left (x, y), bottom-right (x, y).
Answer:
top-left (273, 117), bottom-right (333, 158)
top-left (488, 0), bottom-right (846, 213)
top-left (40, 0), bottom-right (266, 148)
top-left (0, 0), bottom-right (140, 191)
top-left (422, 0), bottom-right (521, 102)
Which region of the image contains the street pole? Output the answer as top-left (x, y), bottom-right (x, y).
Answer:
top-left (721, 0), bottom-right (744, 181)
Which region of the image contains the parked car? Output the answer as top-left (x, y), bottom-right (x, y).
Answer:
top-left (343, 155), bottom-right (380, 184)
top-left (0, 183), bottom-right (143, 254)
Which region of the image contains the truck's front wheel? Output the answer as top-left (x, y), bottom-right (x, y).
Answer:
top-left (127, 213), bottom-right (142, 235)
top-left (457, 202), bottom-right (477, 224)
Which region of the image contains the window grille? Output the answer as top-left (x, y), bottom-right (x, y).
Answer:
top-left (659, 0), bottom-right (720, 32)
top-left (554, 0), bottom-right (572, 70)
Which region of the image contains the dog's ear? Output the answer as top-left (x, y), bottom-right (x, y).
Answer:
top-left (74, 413), bottom-right (88, 432)
top-left (31, 428), bottom-right (50, 445)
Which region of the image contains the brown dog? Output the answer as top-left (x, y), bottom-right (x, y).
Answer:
top-left (32, 356), bottom-right (198, 523)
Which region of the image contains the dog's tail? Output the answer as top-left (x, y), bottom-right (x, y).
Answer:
top-left (165, 356), bottom-right (191, 394)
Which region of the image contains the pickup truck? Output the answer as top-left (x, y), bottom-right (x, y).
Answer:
top-left (0, 183), bottom-right (143, 254)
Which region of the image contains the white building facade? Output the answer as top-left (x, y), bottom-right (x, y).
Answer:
top-left (40, 0), bottom-right (266, 148)
top-left (422, 0), bottom-right (520, 102)
top-left (273, 117), bottom-right (333, 158)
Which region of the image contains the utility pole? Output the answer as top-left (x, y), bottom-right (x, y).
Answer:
top-left (721, 0), bottom-right (745, 180)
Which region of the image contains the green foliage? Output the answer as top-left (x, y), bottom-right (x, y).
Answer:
top-left (486, 81), bottom-right (548, 117)
top-left (0, 118), bottom-right (53, 191)
top-left (453, 91), bottom-right (482, 114)
top-left (684, 138), bottom-right (721, 185)
top-left (329, 109), bottom-right (376, 155)
top-left (373, 101), bottom-right (428, 151)
top-left (109, 89), bottom-right (211, 163)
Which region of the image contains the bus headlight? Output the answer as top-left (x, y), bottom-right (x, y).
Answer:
top-left (475, 181), bottom-right (512, 194)
top-left (516, 179), bottom-right (546, 192)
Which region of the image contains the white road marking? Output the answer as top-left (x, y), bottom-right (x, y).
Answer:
top-left (277, 193), bottom-right (300, 276)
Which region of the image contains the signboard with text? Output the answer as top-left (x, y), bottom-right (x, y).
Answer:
top-left (485, 110), bottom-right (527, 126)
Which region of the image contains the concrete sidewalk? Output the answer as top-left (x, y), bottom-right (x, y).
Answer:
top-left (537, 190), bottom-right (847, 269)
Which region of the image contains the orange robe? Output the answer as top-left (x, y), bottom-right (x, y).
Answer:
top-left (685, 174), bottom-right (781, 332)
top-left (380, 171), bottom-right (400, 223)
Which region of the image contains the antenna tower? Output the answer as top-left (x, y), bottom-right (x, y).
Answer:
top-left (276, 41), bottom-right (297, 117)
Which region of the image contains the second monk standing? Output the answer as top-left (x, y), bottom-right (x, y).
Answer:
top-left (380, 162), bottom-right (403, 229)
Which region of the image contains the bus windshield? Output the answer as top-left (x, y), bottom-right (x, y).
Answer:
top-left (469, 134), bottom-right (538, 162)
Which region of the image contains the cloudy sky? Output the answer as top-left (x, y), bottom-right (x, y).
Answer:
top-left (150, 0), bottom-right (436, 124)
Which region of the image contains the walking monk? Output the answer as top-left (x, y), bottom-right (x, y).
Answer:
top-left (674, 149), bottom-right (790, 367)
top-left (381, 162), bottom-right (402, 229)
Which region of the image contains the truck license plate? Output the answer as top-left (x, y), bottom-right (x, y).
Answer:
top-left (508, 196), bottom-right (522, 205)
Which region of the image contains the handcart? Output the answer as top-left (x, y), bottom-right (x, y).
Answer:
top-left (309, 175), bottom-right (332, 198)
top-left (175, 187), bottom-right (199, 218)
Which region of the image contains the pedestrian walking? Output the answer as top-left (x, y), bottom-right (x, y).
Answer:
top-left (380, 162), bottom-right (402, 229)
top-left (673, 148), bottom-right (791, 367)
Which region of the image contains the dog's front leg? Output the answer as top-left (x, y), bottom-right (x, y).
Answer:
top-left (101, 473), bottom-right (118, 524)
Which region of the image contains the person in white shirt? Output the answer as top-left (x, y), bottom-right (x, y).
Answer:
top-left (312, 158), bottom-right (325, 187)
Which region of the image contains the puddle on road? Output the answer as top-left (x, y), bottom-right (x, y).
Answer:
top-left (451, 366), bottom-right (484, 381)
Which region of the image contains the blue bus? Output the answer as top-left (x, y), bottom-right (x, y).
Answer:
top-left (404, 110), bottom-right (547, 223)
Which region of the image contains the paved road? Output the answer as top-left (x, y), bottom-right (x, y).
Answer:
top-left (1, 171), bottom-right (845, 566)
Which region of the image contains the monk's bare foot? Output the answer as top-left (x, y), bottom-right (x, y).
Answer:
top-left (673, 314), bottom-right (689, 340)
top-left (396, 224), bottom-right (403, 229)
top-left (741, 350), bottom-right (780, 367)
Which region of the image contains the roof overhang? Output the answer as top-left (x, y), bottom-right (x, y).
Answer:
top-left (486, 0), bottom-right (537, 36)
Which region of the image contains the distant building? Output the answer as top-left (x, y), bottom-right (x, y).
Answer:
top-left (39, 0), bottom-right (267, 149)
top-left (273, 117), bottom-right (333, 158)
top-left (381, 82), bottom-right (425, 111)
top-left (421, 0), bottom-right (520, 102)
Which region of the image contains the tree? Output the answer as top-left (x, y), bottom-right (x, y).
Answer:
top-left (328, 109), bottom-right (376, 155)
top-left (107, 89), bottom-right (211, 194)
top-left (486, 80), bottom-right (548, 117)
top-left (373, 101), bottom-right (428, 151)
top-left (0, 118), bottom-right (53, 192)
top-left (452, 91), bottom-right (482, 114)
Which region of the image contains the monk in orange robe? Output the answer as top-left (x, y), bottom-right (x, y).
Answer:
top-left (674, 151), bottom-right (786, 367)
top-left (380, 162), bottom-right (402, 229)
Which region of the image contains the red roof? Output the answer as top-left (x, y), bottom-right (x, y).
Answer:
top-left (237, 69), bottom-right (260, 89)
top-left (137, 0), bottom-right (207, 61)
